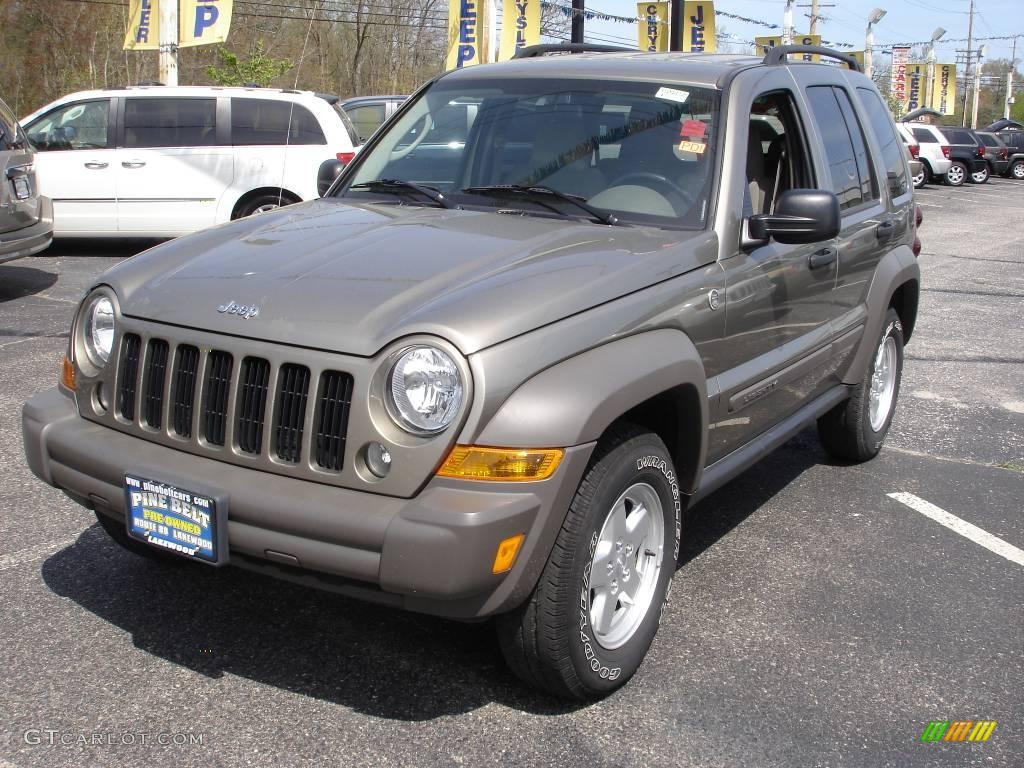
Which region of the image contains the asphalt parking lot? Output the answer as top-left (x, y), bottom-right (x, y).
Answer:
top-left (1, 177), bottom-right (1021, 768)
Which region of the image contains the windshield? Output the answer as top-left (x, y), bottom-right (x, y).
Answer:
top-left (339, 78), bottom-right (720, 229)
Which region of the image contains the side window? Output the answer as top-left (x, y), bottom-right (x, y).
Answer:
top-left (745, 90), bottom-right (815, 216)
top-left (231, 99), bottom-right (326, 146)
top-left (911, 127), bottom-right (936, 143)
top-left (0, 101), bottom-right (18, 148)
top-left (25, 99), bottom-right (110, 151)
top-left (856, 87), bottom-right (909, 199)
top-left (806, 86), bottom-right (875, 211)
top-left (346, 104), bottom-right (386, 143)
top-left (124, 98), bottom-right (216, 148)
top-left (979, 134), bottom-right (996, 147)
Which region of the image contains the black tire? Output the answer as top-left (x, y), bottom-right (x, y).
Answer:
top-left (94, 510), bottom-right (184, 564)
top-left (1008, 159), bottom-right (1024, 180)
top-left (818, 308), bottom-right (904, 462)
top-left (968, 163), bottom-right (990, 184)
top-left (233, 192), bottom-right (299, 219)
top-left (944, 161), bottom-right (966, 186)
top-left (912, 165), bottom-right (927, 189)
top-left (496, 425), bottom-right (682, 699)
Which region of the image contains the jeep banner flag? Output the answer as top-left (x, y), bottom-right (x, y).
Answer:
top-left (681, 1), bottom-right (716, 53)
top-left (754, 34), bottom-right (820, 61)
top-left (637, 3), bottom-right (670, 52)
top-left (179, 0), bottom-right (234, 47)
top-left (447, 0), bottom-right (489, 68)
top-left (905, 63), bottom-right (927, 111)
top-left (891, 46), bottom-right (911, 108)
top-left (124, 0), bottom-right (159, 51)
top-left (499, 0), bottom-right (541, 60)
top-left (931, 63), bottom-right (957, 115)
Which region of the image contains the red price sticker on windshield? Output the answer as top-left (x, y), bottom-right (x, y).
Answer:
top-left (680, 120), bottom-right (707, 139)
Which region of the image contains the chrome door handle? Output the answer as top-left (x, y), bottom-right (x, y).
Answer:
top-left (121, 161), bottom-right (146, 169)
top-left (84, 161), bottom-right (108, 169)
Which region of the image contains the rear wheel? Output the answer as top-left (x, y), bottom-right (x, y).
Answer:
top-left (945, 161), bottom-right (966, 186)
top-left (968, 164), bottom-right (990, 184)
top-left (912, 165), bottom-right (927, 189)
top-left (1009, 159), bottom-right (1024, 179)
top-left (233, 191), bottom-right (299, 219)
top-left (496, 425), bottom-right (681, 699)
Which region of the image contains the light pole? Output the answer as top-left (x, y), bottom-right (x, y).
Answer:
top-left (1007, 37), bottom-right (1019, 120)
top-left (865, 8), bottom-right (887, 80)
top-left (925, 27), bottom-right (945, 110)
top-left (783, 0), bottom-right (794, 46)
top-left (971, 43), bottom-right (987, 128)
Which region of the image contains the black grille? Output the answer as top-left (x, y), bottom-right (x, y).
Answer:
top-left (314, 370), bottom-right (353, 471)
top-left (117, 334), bottom-right (141, 420)
top-left (202, 351), bottom-right (233, 446)
top-left (170, 345), bottom-right (200, 437)
top-left (236, 357), bottom-right (271, 454)
top-left (274, 364), bottom-right (311, 463)
top-left (141, 339), bottom-right (169, 428)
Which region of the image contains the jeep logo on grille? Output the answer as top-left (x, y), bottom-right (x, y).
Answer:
top-left (217, 301), bottom-right (260, 319)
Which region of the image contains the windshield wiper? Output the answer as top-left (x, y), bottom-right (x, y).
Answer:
top-left (461, 185), bottom-right (619, 225)
top-left (349, 179), bottom-right (456, 209)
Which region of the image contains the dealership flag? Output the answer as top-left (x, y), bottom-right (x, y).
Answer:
top-left (891, 46), bottom-right (911, 108)
top-left (681, 1), bottom-right (715, 53)
top-left (124, 0), bottom-right (159, 50)
top-left (755, 34), bottom-right (821, 61)
top-left (930, 63), bottom-right (957, 115)
top-left (179, 0), bottom-right (234, 47)
top-left (448, 0), bottom-right (489, 68)
top-left (905, 63), bottom-right (927, 111)
top-left (499, 0), bottom-right (540, 60)
top-left (637, 3), bottom-right (670, 53)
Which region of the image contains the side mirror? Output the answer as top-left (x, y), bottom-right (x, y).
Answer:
top-left (746, 189), bottom-right (840, 246)
top-left (317, 159), bottom-right (345, 197)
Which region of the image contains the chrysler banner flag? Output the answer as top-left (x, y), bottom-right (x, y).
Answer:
top-left (124, 0), bottom-right (159, 50)
top-left (681, 1), bottom-right (716, 53)
top-left (637, 3), bottom-right (670, 53)
top-left (931, 63), bottom-right (956, 115)
top-left (179, 0), bottom-right (234, 47)
top-left (448, 0), bottom-right (488, 68)
top-left (499, 0), bottom-right (540, 60)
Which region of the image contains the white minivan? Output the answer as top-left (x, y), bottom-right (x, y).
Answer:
top-left (21, 86), bottom-right (360, 237)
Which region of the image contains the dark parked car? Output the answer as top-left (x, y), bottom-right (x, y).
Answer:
top-left (338, 95), bottom-right (407, 144)
top-left (935, 126), bottom-right (989, 184)
top-left (976, 132), bottom-right (1010, 177)
top-left (991, 126), bottom-right (1024, 179)
top-left (0, 96), bottom-right (53, 264)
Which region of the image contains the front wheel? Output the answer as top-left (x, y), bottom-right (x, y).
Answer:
top-left (496, 426), bottom-right (681, 699)
top-left (945, 161), bottom-right (966, 186)
top-left (912, 165), bottom-right (927, 189)
top-left (1008, 159), bottom-right (1024, 180)
top-left (968, 164), bottom-right (990, 184)
top-left (818, 308), bottom-right (905, 462)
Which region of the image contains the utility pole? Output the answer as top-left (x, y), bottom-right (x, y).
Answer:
top-left (158, 0), bottom-right (178, 85)
top-left (783, 0), bottom-right (794, 46)
top-left (571, 0), bottom-right (584, 44)
top-left (1006, 36), bottom-right (1019, 120)
top-left (799, 0), bottom-right (836, 36)
top-left (961, 0), bottom-right (974, 126)
top-left (670, 0), bottom-right (682, 51)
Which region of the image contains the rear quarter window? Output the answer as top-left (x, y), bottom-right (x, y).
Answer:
top-left (232, 99), bottom-right (326, 145)
top-left (911, 127), bottom-right (936, 143)
top-left (856, 87), bottom-right (910, 199)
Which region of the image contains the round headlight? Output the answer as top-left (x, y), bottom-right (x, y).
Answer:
top-left (83, 295), bottom-right (115, 367)
top-left (386, 346), bottom-right (463, 435)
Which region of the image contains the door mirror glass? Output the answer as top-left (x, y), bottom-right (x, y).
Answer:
top-left (747, 188), bottom-right (840, 245)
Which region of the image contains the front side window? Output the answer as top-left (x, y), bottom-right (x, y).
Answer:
top-left (124, 98), bottom-right (216, 148)
top-left (805, 86), bottom-right (876, 210)
top-left (346, 103), bottom-right (387, 143)
top-left (856, 87), bottom-right (909, 199)
top-left (341, 78), bottom-right (721, 229)
top-left (25, 99), bottom-right (110, 151)
top-left (231, 99), bottom-right (325, 145)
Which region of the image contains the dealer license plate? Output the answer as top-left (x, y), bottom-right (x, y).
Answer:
top-left (124, 475), bottom-right (222, 563)
top-left (12, 175), bottom-right (30, 201)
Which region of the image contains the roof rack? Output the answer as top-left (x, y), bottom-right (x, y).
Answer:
top-left (512, 43), bottom-right (636, 59)
top-left (762, 45), bottom-right (861, 72)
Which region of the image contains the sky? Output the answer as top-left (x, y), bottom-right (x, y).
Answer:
top-left (577, 0), bottom-right (1023, 65)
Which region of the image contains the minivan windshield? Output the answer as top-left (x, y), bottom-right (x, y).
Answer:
top-left (339, 78), bottom-right (720, 229)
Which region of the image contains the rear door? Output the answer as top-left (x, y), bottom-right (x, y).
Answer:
top-left (115, 96), bottom-right (232, 235)
top-left (22, 97), bottom-right (117, 234)
top-left (0, 99), bottom-right (37, 235)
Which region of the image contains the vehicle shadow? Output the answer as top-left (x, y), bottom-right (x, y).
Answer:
top-left (0, 264), bottom-right (58, 303)
top-left (45, 237), bottom-right (164, 258)
top-left (40, 429), bottom-right (825, 720)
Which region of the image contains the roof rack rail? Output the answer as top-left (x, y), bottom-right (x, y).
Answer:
top-left (762, 45), bottom-right (860, 72)
top-left (512, 43), bottom-right (636, 59)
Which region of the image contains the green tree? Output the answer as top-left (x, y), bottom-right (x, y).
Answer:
top-left (206, 41), bottom-right (294, 87)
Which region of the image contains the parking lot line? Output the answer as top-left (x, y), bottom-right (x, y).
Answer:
top-left (888, 492), bottom-right (1024, 567)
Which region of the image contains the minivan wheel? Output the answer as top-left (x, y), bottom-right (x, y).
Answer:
top-left (817, 308), bottom-right (904, 462)
top-left (496, 425), bottom-right (681, 699)
top-left (1010, 159), bottom-right (1024, 179)
top-left (969, 164), bottom-right (990, 184)
top-left (945, 162), bottom-right (966, 186)
top-left (233, 192), bottom-right (299, 219)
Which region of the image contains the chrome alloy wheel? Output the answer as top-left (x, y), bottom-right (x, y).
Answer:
top-left (946, 164), bottom-right (965, 185)
top-left (587, 482), bottom-right (665, 650)
top-left (1013, 162), bottom-right (1024, 180)
top-left (252, 202), bottom-right (281, 214)
top-left (869, 335), bottom-right (898, 432)
top-left (912, 168), bottom-right (926, 188)
top-left (970, 167), bottom-right (989, 184)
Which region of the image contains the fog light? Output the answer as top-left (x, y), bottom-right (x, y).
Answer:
top-left (437, 446), bottom-right (563, 481)
top-left (492, 533), bottom-right (525, 574)
top-left (60, 356), bottom-right (76, 390)
top-left (366, 441), bottom-right (392, 478)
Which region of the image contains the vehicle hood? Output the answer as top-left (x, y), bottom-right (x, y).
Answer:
top-left (104, 199), bottom-right (716, 357)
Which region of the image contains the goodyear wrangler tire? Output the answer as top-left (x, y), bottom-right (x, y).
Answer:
top-left (496, 425), bottom-right (681, 699)
top-left (817, 308), bottom-right (904, 462)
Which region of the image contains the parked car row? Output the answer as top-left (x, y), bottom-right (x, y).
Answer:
top-left (897, 119), bottom-right (1024, 188)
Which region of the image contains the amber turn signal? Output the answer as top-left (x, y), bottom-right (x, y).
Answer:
top-left (60, 356), bottom-right (76, 390)
top-left (492, 534), bottom-right (525, 574)
top-left (437, 446), bottom-right (563, 481)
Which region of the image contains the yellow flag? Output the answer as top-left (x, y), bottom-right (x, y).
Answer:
top-left (754, 35), bottom-right (780, 56)
top-left (931, 64), bottom-right (956, 115)
top-left (124, 0), bottom-right (159, 51)
top-left (681, 1), bottom-right (715, 53)
top-left (848, 50), bottom-right (865, 71)
top-left (499, 0), bottom-right (540, 61)
top-left (754, 34), bottom-right (820, 61)
top-left (637, 3), bottom-right (669, 53)
top-left (179, 0), bottom-right (234, 48)
top-left (906, 63), bottom-right (927, 111)
top-left (447, 0), bottom-right (488, 68)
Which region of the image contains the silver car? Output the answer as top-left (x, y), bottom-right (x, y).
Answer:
top-left (0, 96), bottom-right (52, 264)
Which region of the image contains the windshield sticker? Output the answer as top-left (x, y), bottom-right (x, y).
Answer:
top-left (680, 119), bottom-right (706, 139)
top-left (655, 87), bottom-right (690, 104)
top-left (678, 140), bottom-right (707, 154)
